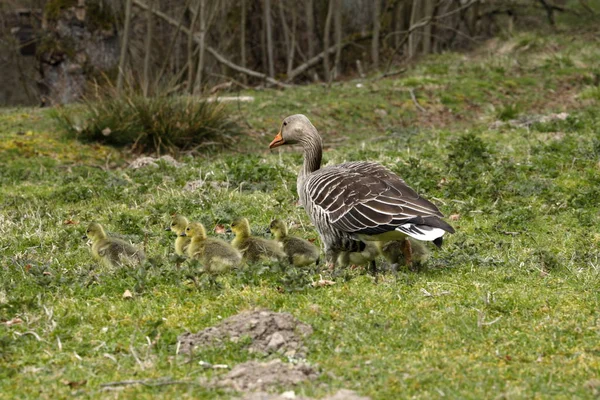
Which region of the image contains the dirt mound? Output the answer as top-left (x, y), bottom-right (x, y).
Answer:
top-left (217, 359), bottom-right (318, 392)
top-left (177, 310), bottom-right (313, 357)
top-left (239, 389), bottom-right (370, 400)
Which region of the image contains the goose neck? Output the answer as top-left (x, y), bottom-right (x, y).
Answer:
top-left (301, 135), bottom-right (322, 175)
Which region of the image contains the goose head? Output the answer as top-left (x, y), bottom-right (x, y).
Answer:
top-left (85, 222), bottom-right (107, 242)
top-left (183, 222), bottom-right (207, 240)
top-left (269, 114), bottom-right (319, 148)
top-left (168, 215), bottom-right (189, 235)
top-left (268, 219), bottom-right (288, 239)
top-left (230, 217), bottom-right (251, 238)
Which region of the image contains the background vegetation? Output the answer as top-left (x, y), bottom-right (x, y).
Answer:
top-left (1, 5), bottom-right (600, 400)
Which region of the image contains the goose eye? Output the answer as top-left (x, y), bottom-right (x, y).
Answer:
top-left (283, 121), bottom-right (287, 126)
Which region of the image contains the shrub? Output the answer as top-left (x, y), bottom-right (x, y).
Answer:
top-left (51, 91), bottom-right (241, 154)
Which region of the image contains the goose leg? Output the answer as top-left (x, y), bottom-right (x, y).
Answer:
top-left (403, 238), bottom-right (413, 268)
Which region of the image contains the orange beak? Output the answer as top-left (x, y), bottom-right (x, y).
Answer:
top-left (269, 131), bottom-right (285, 149)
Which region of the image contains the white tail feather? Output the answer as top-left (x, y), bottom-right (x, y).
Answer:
top-left (396, 224), bottom-right (446, 242)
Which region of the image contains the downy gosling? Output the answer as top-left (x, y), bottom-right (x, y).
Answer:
top-left (183, 222), bottom-right (242, 272)
top-left (166, 214), bottom-right (191, 256)
top-left (231, 217), bottom-right (286, 262)
top-left (268, 219), bottom-right (320, 267)
top-left (377, 238), bottom-right (430, 271)
top-left (337, 241), bottom-right (379, 273)
top-left (85, 222), bottom-right (145, 268)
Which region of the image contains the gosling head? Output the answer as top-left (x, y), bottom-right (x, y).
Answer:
top-left (268, 219), bottom-right (288, 240)
top-left (183, 222), bottom-right (207, 240)
top-left (230, 218), bottom-right (251, 238)
top-left (269, 114), bottom-right (319, 148)
top-left (168, 215), bottom-right (189, 235)
top-left (85, 222), bottom-right (107, 242)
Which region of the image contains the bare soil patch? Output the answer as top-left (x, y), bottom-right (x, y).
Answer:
top-left (177, 310), bottom-right (313, 357)
top-left (216, 359), bottom-right (318, 392)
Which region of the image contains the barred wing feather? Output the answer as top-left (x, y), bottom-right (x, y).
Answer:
top-left (305, 161), bottom-right (454, 238)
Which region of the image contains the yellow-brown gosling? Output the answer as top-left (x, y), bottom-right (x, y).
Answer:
top-left (231, 217), bottom-right (286, 262)
top-left (377, 238), bottom-right (430, 271)
top-left (337, 241), bottom-right (379, 274)
top-left (166, 214), bottom-right (190, 256)
top-left (268, 219), bottom-right (320, 267)
top-left (85, 222), bottom-right (145, 268)
top-left (183, 222), bottom-right (242, 272)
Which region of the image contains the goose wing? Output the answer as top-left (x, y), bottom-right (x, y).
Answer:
top-left (305, 161), bottom-right (454, 237)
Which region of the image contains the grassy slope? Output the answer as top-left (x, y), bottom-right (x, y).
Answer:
top-left (1, 25), bottom-right (600, 399)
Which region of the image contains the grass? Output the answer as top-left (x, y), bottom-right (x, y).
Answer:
top-left (2, 25), bottom-right (600, 399)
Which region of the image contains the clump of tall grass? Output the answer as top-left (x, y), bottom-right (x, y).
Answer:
top-left (51, 87), bottom-right (241, 154)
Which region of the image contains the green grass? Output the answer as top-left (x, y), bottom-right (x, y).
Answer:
top-left (2, 27), bottom-right (600, 399)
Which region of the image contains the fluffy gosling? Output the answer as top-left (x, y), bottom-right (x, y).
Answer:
top-left (268, 219), bottom-right (320, 267)
top-left (85, 222), bottom-right (145, 268)
top-left (378, 238), bottom-right (430, 271)
top-left (337, 241), bottom-right (379, 274)
top-left (231, 217), bottom-right (286, 262)
top-left (166, 214), bottom-right (191, 256)
top-left (183, 222), bottom-right (242, 272)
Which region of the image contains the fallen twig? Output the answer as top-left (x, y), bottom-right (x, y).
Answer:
top-left (409, 89), bottom-right (426, 113)
top-left (101, 379), bottom-right (201, 388)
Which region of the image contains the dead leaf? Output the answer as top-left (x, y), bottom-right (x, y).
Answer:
top-left (449, 214), bottom-right (460, 221)
top-left (63, 379), bottom-right (87, 389)
top-left (101, 127), bottom-right (111, 136)
top-left (4, 317), bottom-right (23, 326)
top-left (24, 264), bottom-right (32, 272)
top-left (42, 271), bottom-right (52, 276)
top-left (312, 276), bottom-right (336, 287)
top-left (122, 290), bottom-right (133, 299)
top-left (63, 219), bottom-right (79, 225)
top-left (214, 224), bottom-right (226, 234)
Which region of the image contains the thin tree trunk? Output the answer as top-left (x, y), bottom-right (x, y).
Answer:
top-left (333, 0), bottom-right (342, 78)
top-left (408, 0), bottom-right (420, 58)
top-left (142, 0), bottom-right (154, 97)
top-left (240, 0), bottom-right (247, 84)
top-left (371, 0), bottom-right (381, 69)
top-left (323, 0), bottom-right (334, 82)
top-left (305, 0), bottom-right (315, 59)
top-left (187, 0), bottom-right (202, 94)
top-left (193, 0), bottom-right (206, 94)
top-left (264, 0), bottom-right (275, 78)
top-left (423, 0), bottom-right (434, 55)
top-left (288, 4), bottom-right (297, 76)
top-left (117, 0), bottom-right (133, 93)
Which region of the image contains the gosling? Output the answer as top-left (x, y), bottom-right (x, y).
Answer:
top-left (84, 222), bottom-right (145, 268)
top-left (166, 214), bottom-right (191, 256)
top-left (378, 238), bottom-right (430, 271)
top-left (268, 219), bottom-right (320, 267)
top-left (337, 241), bottom-right (379, 274)
top-left (183, 222), bottom-right (242, 272)
top-left (230, 217), bottom-right (286, 262)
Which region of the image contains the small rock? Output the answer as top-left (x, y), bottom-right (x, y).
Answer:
top-left (266, 332), bottom-right (286, 351)
top-left (122, 290), bottom-right (133, 299)
top-left (374, 109), bottom-right (388, 117)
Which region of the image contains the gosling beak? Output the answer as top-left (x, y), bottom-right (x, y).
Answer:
top-left (225, 228), bottom-right (232, 234)
top-left (269, 131), bottom-right (285, 149)
top-left (180, 233), bottom-right (187, 237)
top-left (82, 235), bottom-right (87, 240)
top-left (165, 226), bottom-right (171, 231)
top-left (266, 227), bottom-right (271, 234)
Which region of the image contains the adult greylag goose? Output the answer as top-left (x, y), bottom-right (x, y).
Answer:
top-left (269, 114), bottom-right (454, 266)
top-left (85, 222), bottom-right (145, 268)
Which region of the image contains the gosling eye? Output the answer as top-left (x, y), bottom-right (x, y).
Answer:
top-left (171, 223), bottom-right (176, 227)
top-left (186, 227), bottom-right (190, 231)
